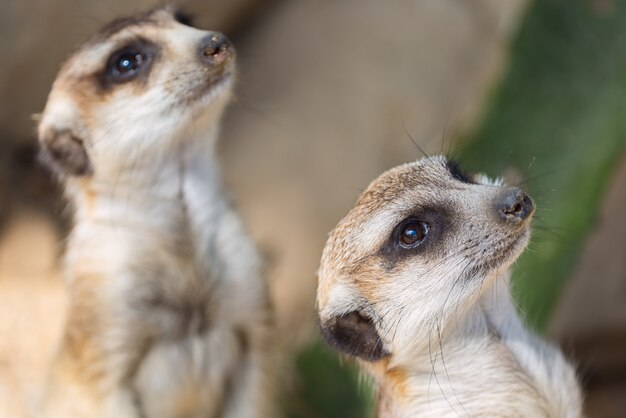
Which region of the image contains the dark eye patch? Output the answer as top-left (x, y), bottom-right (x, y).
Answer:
top-left (378, 207), bottom-right (449, 270)
top-left (446, 159), bottom-right (475, 184)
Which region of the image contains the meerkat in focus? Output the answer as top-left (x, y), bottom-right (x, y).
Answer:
top-left (37, 7), bottom-right (272, 418)
top-left (317, 156), bottom-right (583, 417)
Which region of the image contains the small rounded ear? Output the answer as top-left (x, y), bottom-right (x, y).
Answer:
top-left (172, 8), bottom-right (195, 26)
top-left (320, 311), bottom-right (389, 361)
top-left (38, 128), bottom-right (92, 176)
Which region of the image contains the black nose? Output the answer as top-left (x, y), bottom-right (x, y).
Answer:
top-left (496, 188), bottom-right (534, 224)
top-left (199, 33), bottom-right (233, 65)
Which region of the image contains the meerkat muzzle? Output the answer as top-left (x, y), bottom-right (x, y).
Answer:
top-left (199, 33), bottom-right (233, 66)
top-left (495, 188), bottom-right (535, 224)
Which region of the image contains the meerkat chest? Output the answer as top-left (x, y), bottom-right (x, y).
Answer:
top-left (382, 338), bottom-right (569, 418)
top-left (131, 201), bottom-right (264, 336)
top-left (125, 203), bottom-right (264, 415)
top-left (133, 326), bottom-right (245, 418)
top-left (68, 164), bottom-right (267, 413)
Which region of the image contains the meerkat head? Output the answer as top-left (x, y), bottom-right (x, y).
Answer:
top-left (37, 6), bottom-right (236, 177)
top-left (317, 155), bottom-right (535, 364)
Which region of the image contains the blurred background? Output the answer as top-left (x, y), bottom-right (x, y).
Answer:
top-left (1, 0), bottom-right (625, 416)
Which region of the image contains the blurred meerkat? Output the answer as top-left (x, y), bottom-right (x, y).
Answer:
top-left (317, 156), bottom-right (583, 417)
top-left (37, 7), bottom-right (272, 418)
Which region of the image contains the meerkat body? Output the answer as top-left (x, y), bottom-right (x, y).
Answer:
top-left (317, 156), bottom-right (583, 417)
top-left (37, 8), bottom-right (271, 418)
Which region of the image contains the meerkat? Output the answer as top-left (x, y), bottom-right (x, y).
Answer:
top-left (36, 7), bottom-right (272, 418)
top-left (317, 155), bottom-right (584, 417)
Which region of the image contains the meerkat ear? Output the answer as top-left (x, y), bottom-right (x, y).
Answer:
top-left (38, 127), bottom-right (92, 176)
top-left (172, 8), bottom-right (195, 26)
top-left (320, 311), bottom-right (389, 361)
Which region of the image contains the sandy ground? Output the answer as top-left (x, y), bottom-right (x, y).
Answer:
top-left (0, 209), bottom-right (66, 417)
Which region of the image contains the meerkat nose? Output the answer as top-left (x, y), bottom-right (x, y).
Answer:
top-left (199, 32), bottom-right (233, 65)
top-left (496, 188), bottom-right (534, 224)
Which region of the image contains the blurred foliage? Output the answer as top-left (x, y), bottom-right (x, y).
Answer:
top-left (291, 0), bottom-right (626, 416)
top-left (460, 0), bottom-right (626, 330)
top-left (284, 341), bottom-right (375, 418)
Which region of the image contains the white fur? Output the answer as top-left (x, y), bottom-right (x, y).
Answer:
top-left (370, 273), bottom-right (583, 417)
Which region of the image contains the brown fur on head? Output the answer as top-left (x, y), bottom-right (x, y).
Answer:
top-left (37, 6), bottom-right (236, 179)
top-left (317, 155), bottom-right (534, 363)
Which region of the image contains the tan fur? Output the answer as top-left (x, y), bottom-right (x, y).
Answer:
top-left (37, 7), bottom-right (273, 418)
top-left (317, 156), bottom-right (583, 417)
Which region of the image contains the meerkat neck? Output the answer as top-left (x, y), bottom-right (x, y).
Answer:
top-left (372, 276), bottom-right (582, 418)
top-left (62, 129), bottom-right (230, 280)
top-left (68, 130), bottom-right (224, 227)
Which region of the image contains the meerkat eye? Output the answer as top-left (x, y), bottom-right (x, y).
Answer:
top-left (397, 219), bottom-right (429, 248)
top-left (107, 49), bottom-right (145, 81)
